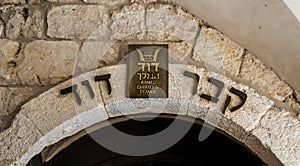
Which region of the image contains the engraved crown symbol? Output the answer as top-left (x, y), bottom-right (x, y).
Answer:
top-left (137, 48), bottom-right (162, 62)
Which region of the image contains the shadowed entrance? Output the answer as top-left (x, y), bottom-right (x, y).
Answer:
top-left (28, 117), bottom-right (265, 166)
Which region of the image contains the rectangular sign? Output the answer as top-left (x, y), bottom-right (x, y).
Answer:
top-left (127, 44), bottom-right (168, 98)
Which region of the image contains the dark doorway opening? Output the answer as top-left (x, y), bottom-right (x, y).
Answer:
top-left (28, 117), bottom-right (266, 166)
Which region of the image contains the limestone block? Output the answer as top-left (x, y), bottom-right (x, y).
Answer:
top-left (83, 0), bottom-right (130, 9)
top-left (47, 5), bottom-right (110, 40)
top-left (17, 40), bottom-right (79, 85)
top-left (0, 0), bottom-right (39, 4)
top-left (252, 107), bottom-right (300, 166)
top-left (0, 114), bottom-right (42, 165)
top-left (0, 87), bottom-right (33, 116)
top-left (47, 0), bottom-right (81, 2)
top-left (193, 27), bottom-right (244, 76)
top-left (240, 53), bottom-right (293, 102)
top-left (110, 3), bottom-right (146, 40)
top-left (20, 69), bottom-right (106, 134)
top-left (0, 6), bottom-right (44, 39)
top-left (0, 19), bottom-right (4, 37)
top-left (169, 42), bottom-right (193, 63)
top-left (0, 39), bottom-right (23, 85)
top-left (146, 4), bottom-right (199, 41)
top-left (77, 41), bottom-right (120, 72)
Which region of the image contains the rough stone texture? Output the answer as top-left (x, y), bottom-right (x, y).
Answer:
top-left (20, 70), bottom-right (105, 135)
top-left (0, 19), bottom-right (5, 37)
top-left (193, 26), bottom-right (244, 76)
top-left (244, 134), bottom-right (283, 166)
top-left (47, 0), bottom-right (81, 2)
top-left (83, 0), bottom-right (130, 9)
top-left (252, 107), bottom-right (300, 166)
top-left (0, 0), bottom-right (40, 5)
top-left (17, 40), bottom-right (79, 85)
top-left (0, 87), bottom-right (33, 116)
top-left (0, 6), bottom-right (44, 39)
top-left (0, 114), bottom-right (42, 165)
top-left (47, 5), bottom-right (110, 40)
top-left (240, 53), bottom-right (293, 102)
top-left (169, 42), bottom-right (193, 63)
top-left (146, 4), bottom-right (199, 41)
top-left (0, 39), bottom-right (23, 85)
top-left (110, 3), bottom-right (146, 41)
top-left (77, 41), bottom-right (120, 72)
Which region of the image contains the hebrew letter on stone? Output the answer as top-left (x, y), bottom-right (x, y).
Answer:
top-left (95, 74), bottom-right (112, 95)
top-left (60, 84), bottom-right (81, 105)
top-left (183, 71), bottom-right (200, 96)
top-left (81, 80), bottom-right (95, 99)
top-left (228, 87), bottom-right (247, 112)
top-left (200, 78), bottom-right (224, 103)
top-left (222, 87), bottom-right (247, 114)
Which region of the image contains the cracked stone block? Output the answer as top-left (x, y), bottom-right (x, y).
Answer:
top-left (0, 114), bottom-right (42, 165)
top-left (252, 107), bottom-right (300, 166)
top-left (240, 53), bottom-right (293, 102)
top-left (77, 41), bottom-right (121, 72)
top-left (47, 5), bottom-right (110, 40)
top-left (0, 87), bottom-right (33, 116)
top-left (193, 27), bottom-right (244, 76)
top-left (0, 39), bottom-right (23, 85)
top-left (17, 40), bottom-right (79, 85)
top-left (110, 3), bottom-right (146, 41)
top-left (146, 4), bottom-right (199, 41)
top-left (0, 6), bottom-right (44, 39)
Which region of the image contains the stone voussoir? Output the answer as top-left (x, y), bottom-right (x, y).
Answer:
top-left (240, 53), bottom-right (293, 102)
top-left (146, 4), bottom-right (199, 41)
top-left (193, 26), bottom-right (244, 77)
top-left (251, 107), bottom-right (300, 166)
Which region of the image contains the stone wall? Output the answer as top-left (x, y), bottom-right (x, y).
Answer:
top-left (0, 0), bottom-right (300, 165)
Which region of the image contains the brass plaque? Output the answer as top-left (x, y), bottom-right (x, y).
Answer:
top-left (127, 44), bottom-right (168, 98)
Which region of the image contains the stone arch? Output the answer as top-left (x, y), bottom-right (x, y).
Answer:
top-left (0, 64), bottom-right (298, 166)
top-left (0, 1), bottom-right (299, 166)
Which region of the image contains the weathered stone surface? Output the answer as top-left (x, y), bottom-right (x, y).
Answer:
top-left (17, 40), bottom-right (79, 85)
top-left (146, 4), bottom-right (199, 41)
top-left (0, 87), bottom-right (33, 116)
top-left (0, 39), bottom-right (23, 85)
top-left (244, 134), bottom-right (283, 166)
top-left (0, 6), bottom-right (44, 39)
top-left (240, 53), bottom-right (293, 102)
top-left (193, 27), bottom-right (244, 76)
top-left (169, 42), bottom-right (192, 63)
top-left (0, 19), bottom-right (4, 37)
top-left (20, 70), bottom-right (106, 135)
top-left (0, 0), bottom-right (39, 4)
top-left (0, 114), bottom-right (42, 165)
top-left (0, 0), bottom-right (26, 5)
top-left (110, 3), bottom-right (146, 41)
top-left (47, 5), bottom-right (110, 40)
top-left (83, 0), bottom-right (130, 8)
top-left (77, 41), bottom-right (120, 72)
top-left (252, 107), bottom-right (300, 166)
top-left (47, 0), bottom-right (81, 2)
